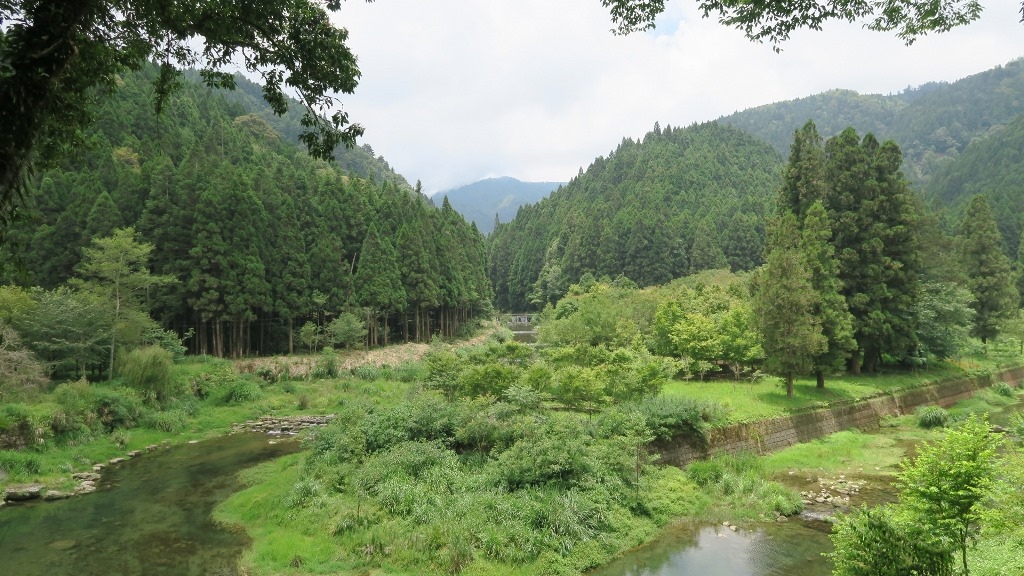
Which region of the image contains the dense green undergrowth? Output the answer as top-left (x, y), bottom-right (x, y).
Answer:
top-left (3, 327), bottom-right (1023, 575)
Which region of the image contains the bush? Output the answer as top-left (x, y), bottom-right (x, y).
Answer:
top-left (619, 395), bottom-right (726, 444)
top-left (119, 345), bottom-right (178, 403)
top-left (91, 387), bottom-right (144, 431)
top-left (111, 428), bottom-right (131, 449)
top-left (311, 347), bottom-right (338, 379)
top-left (917, 405), bottom-right (950, 429)
top-left (142, 327), bottom-right (189, 360)
top-left (224, 378), bottom-right (263, 405)
top-left (325, 312), bottom-right (366, 349)
top-left (351, 364), bottom-right (389, 382)
top-left (0, 404), bottom-right (36, 449)
top-left (992, 381), bottom-right (1016, 398)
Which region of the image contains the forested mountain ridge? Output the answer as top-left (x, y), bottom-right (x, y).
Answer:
top-left (434, 176), bottom-right (564, 234)
top-left (924, 114), bottom-right (1024, 259)
top-left (203, 71), bottom-right (412, 190)
top-left (488, 122), bottom-right (784, 311)
top-left (718, 58), bottom-right (1024, 186)
top-left (0, 63), bottom-right (490, 361)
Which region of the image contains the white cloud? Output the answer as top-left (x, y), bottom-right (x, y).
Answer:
top-left (331, 0), bottom-right (1024, 193)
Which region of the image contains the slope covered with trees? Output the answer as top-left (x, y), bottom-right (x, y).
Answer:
top-left (0, 64), bottom-right (490, 367)
top-left (719, 58), bottom-right (1024, 186)
top-left (924, 114), bottom-right (1024, 260)
top-left (488, 122), bottom-right (783, 311)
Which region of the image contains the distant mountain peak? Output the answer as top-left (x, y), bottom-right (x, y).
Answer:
top-left (436, 177), bottom-right (564, 234)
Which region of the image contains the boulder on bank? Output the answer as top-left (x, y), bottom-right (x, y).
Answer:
top-left (4, 483), bottom-right (43, 501)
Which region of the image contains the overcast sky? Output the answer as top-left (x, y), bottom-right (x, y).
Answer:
top-left (329, 0), bottom-right (1024, 195)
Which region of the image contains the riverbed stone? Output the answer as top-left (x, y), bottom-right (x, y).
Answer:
top-left (43, 490), bottom-right (73, 501)
top-left (5, 483), bottom-right (43, 501)
top-left (109, 457), bottom-right (125, 465)
top-left (127, 450), bottom-right (142, 458)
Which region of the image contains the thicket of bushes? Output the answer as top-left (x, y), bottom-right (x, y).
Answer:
top-left (293, 385), bottom-right (737, 574)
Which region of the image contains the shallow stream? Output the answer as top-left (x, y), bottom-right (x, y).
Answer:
top-left (2, 397), bottom-right (1021, 576)
top-left (0, 433), bottom-right (300, 576)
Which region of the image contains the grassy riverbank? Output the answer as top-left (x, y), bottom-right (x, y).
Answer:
top-left (3, 330), bottom-right (1023, 574)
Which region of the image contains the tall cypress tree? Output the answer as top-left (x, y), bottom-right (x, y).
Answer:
top-left (958, 195), bottom-right (1016, 344)
top-left (752, 214), bottom-right (826, 398)
top-left (823, 129), bottom-right (919, 373)
top-left (779, 120), bottom-right (827, 220)
top-left (801, 201), bottom-right (856, 387)
top-left (354, 225), bottom-right (405, 346)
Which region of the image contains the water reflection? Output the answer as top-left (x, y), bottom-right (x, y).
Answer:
top-left (0, 433), bottom-right (300, 576)
top-left (589, 521), bottom-right (833, 576)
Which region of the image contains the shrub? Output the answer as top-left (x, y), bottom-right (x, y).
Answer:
top-left (297, 394), bottom-right (311, 410)
top-left (992, 381), bottom-right (1015, 398)
top-left (391, 361), bottom-right (427, 383)
top-left (91, 387), bottom-right (144, 431)
top-left (424, 350), bottom-right (462, 399)
top-left (311, 347), bottom-right (338, 379)
top-left (917, 405), bottom-right (950, 429)
top-left (351, 364), bottom-right (389, 382)
top-left (285, 477), bottom-right (325, 509)
top-left (224, 378), bottom-right (263, 405)
top-left (0, 404), bottom-right (36, 449)
top-left (325, 312), bottom-right (366, 349)
top-left (142, 327), bottom-right (189, 360)
top-left (620, 395), bottom-right (726, 444)
top-left (111, 428), bottom-right (131, 449)
top-left (119, 345), bottom-right (178, 403)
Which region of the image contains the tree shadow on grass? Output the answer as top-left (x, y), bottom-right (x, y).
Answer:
top-left (754, 381), bottom-right (862, 416)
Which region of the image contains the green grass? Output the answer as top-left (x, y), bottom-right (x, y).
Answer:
top-left (662, 355), bottom-right (1017, 424)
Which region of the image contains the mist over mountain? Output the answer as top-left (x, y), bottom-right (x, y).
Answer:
top-left (433, 177), bottom-right (563, 234)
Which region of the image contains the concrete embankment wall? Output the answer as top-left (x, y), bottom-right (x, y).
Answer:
top-left (657, 366), bottom-right (1024, 467)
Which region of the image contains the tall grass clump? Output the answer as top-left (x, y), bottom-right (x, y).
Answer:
top-left (224, 377), bottom-right (263, 405)
top-left (685, 453), bottom-right (802, 517)
top-left (917, 405), bottom-right (950, 429)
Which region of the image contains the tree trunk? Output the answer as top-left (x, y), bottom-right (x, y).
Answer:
top-left (816, 370), bottom-right (825, 389)
top-left (287, 317), bottom-right (294, 354)
top-left (862, 345), bottom-right (879, 373)
top-left (848, 349), bottom-right (862, 375)
top-left (785, 372), bottom-right (794, 398)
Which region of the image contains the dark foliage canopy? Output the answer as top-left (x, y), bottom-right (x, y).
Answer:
top-left (0, 0), bottom-right (362, 236)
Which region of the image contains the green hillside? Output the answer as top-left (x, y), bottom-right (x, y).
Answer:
top-left (1, 63), bottom-right (490, 359)
top-left (719, 58), bottom-right (1024, 185)
top-left (488, 122), bottom-right (783, 311)
top-left (924, 114), bottom-right (1024, 258)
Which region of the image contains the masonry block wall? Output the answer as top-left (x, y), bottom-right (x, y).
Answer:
top-left (656, 366), bottom-right (1024, 467)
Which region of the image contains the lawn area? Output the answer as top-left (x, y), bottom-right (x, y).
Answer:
top-left (662, 352), bottom-right (1023, 424)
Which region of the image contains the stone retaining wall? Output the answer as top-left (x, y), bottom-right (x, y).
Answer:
top-left (656, 366), bottom-right (1024, 467)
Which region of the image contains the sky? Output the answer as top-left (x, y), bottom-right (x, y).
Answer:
top-left (328, 0), bottom-right (1024, 195)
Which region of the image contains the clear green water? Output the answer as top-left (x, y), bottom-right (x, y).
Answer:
top-left (0, 433), bottom-right (300, 576)
top-left (587, 521), bottom-right (833, 576)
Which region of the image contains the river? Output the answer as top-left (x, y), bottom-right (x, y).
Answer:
top-left (2, 399), bottom-right (1020, 576)
top-left (0, 433), bottom-right (300, 576)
